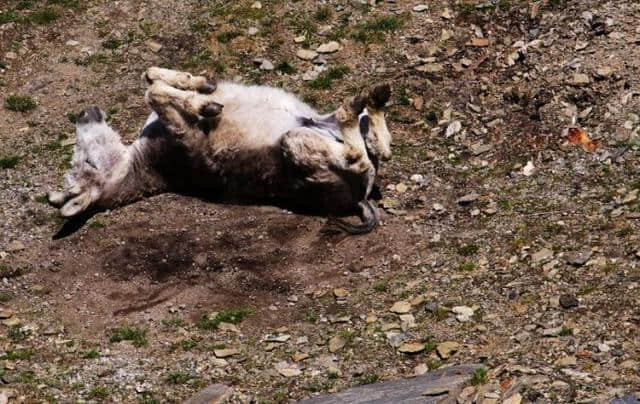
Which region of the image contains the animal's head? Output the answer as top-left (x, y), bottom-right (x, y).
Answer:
top-left (48, 106), bottom-right (131, 217)
top-left (360, 84), bottom-right (392, 164)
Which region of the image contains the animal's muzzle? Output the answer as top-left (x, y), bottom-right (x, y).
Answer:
top-left (77, 106), bottom-right (105, 125)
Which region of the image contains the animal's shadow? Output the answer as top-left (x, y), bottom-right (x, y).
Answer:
top-left (51, 184), bottom-right (383, 240)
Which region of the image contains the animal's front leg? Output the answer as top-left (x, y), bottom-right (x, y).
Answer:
top-left (144, 66), bottom-right (216, 94)
top-left (145, 81), bottom-right (223, 137)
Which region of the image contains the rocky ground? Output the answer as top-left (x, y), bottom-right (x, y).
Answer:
top-left (1, 0), bottom-right (640, 402)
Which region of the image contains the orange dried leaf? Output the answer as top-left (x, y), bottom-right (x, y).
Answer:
top-left (567, 128), bottom-right (599, 152)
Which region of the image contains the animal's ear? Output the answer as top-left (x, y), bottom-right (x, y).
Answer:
top-left (60, 192), bottom-right (92, 217)
top-left (368, 84), bottom-right (391, 109)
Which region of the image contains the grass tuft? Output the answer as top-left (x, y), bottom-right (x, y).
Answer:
top-left (108, 325), bottom-right (147, 347)
top-left (198, 307), bottom-right (253, 330)
top-left (308, 66), bottom-right (350, 90)
top-left (5, 95), bottom-right (36, 112)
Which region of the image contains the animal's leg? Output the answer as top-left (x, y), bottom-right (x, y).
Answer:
top-left (144, 66), bottom-right (216, 94)
top-left (145, 81), bottom-right (222, 137)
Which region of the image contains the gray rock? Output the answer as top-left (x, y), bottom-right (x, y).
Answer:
top-left (184, 384), bottom-right (233, 404)
top-left (559, 294), bottom-right (579, 309)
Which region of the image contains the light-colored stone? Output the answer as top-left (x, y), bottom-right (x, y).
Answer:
top-left (436, 341), bottom-right (459, 359)
top-left (147, 41), bottom-right (163, 53)
top-left (317, 41), bottom-right (341, 53)
top-left (328, 336), bottom-right (346, 353)
top-left (213, 348), bottom-right (238, 358)
top-left (413, 5), bottom-right (428, 12)
top-left (297, 49), bottom-right (318, 61)
top-left (390, 301), bottom-right (412, 314)
top-left (399, 342), bottom-right (425, 354)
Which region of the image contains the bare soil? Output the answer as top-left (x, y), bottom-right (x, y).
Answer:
top-left (1, 0), bottom-right (640, 402)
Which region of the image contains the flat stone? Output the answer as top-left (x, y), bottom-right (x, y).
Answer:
top-left (292, 352), bottom-right (309, 362)
top-left (531, 248), bottom-right (553, 264)
top-left (259, 59), bottom-right (274, 71)
top-left (329, 336), bottom-right (347, 353)
top-left (570, 73), bottom-right (591, 86)
top-left (147, 41), bottom-right (163, 53)
top-left (566, 250), bottom-right (592, 266)
top-left (317, 41), bottom-right (341, 53)
top-left (297, 49), bottom-right (318, 61)
top-left (415, 63), bottom-right (443, 73)
top-left (184, 384), bottom-right (233, 404)
top-left (333, 288), bottom-right (349, 298)
top-left (213, 348), bottom-right (238, 358)
top-left (457, 193), bottom-right (479, 206)
top-left (413, 5), bottom-right (428, 12)
top-left (399, 342), bottom-right (425, 354)
top-left (248, 27), bottom-right (259, 36)
top-left (275, 362), bottom-right (302, 377)
top-left (555, 355), bottom-right (577, 367)
top-left (6, 241), bottom-right (25, 252)
top-left (66, 40), bottom-right (80, 46)
top-left (436, 341), bottom-right (459, 359)
top-left (452, 306), bottom-right (474, 322)
top-left (390, 301), bottom-right (412, 314)
top-left (503, 393), bottom-right (522, 404)
top-left (297, 365), bottom-right (481, 404)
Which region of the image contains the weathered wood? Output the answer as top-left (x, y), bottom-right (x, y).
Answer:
top-left (298, 364), bottom-right (482, 404)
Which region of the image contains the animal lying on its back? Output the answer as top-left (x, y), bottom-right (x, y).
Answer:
top-left (48, 67), bottom-right (393, 234)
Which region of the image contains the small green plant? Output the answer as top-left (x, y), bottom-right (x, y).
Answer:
top-left (108, 325), bottom-right (147, 347)
top-left (5, 95), bottom-right (36, 112)
top-left (457, 262), bottom-right (476, 272)
top-left (0, 11), bottom-right (21, 24)
top-left (179, 339), bottom-right (198, 351)
top-left (353, 14), bottom-right (407, 43)
top-left (428, 360), bottom-right (442, 370)
top-left (161, 317), bottom-right (185, 329)
top-left (216, 31), bottom-right (241, 44)
top-left (165, 371), bottom-right (194, 385)
top-left (314, 6), bottom-right (332, 22)
top-left (30, 8), bottom-right (58, 25)
top-left (458, 243), bottom-right (479, 257)
top-left (198, 307), bottom-right (253, 330)
top-left (89, 219), bottom-right (106, 229)
top-left (373, 281), bottom-right (388, 292)
top-left (102, 37), bottom-right (124, 50)
top-left (430, 307), bottom-right (449, 321)
top-left (305, 312), bottom-right (319, 324)
top-left (0, 292), bottom-right (14, 302)
top-left (83, 350), bottom-right (100, 359)
top-left (1, 348), bottom-right (35, 360)
top-left (0, 155), bottom-right (21, 169)
top-left (18, 370), bottom-right (36, 384)
top-left (0, 264), bottom-right (21, 278)
top-left (471, 367), bottom-right (488, 385)
top-left (8, 326), bottom-right (30, 343)
top-left (308, 66), bottom-right (350, 90)
top-left (86, 385), bottom-right (110, 400)
top-left (356, 373), bottom-right (379, 385)
top-left (559, 327), bottom-right (574, 336)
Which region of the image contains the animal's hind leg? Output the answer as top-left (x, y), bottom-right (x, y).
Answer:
top-left (144, 66), bottom-right (216, 94)
top-left (145, 80), bottom-right (222, 138)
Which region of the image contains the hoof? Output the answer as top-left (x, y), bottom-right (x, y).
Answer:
top-left (200, 102), bottom-right (223, 118)
top-left (198, 81), bottom-right (217, 94)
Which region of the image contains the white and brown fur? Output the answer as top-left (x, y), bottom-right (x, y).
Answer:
top-left (48, 67), bottom-right (392, 234)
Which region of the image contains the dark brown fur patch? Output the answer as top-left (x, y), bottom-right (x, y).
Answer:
top-left (368, 84), bottom-right (391, 109)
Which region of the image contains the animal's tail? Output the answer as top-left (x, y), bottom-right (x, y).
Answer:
top-left (329, 200), bottom-right (378, 235)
